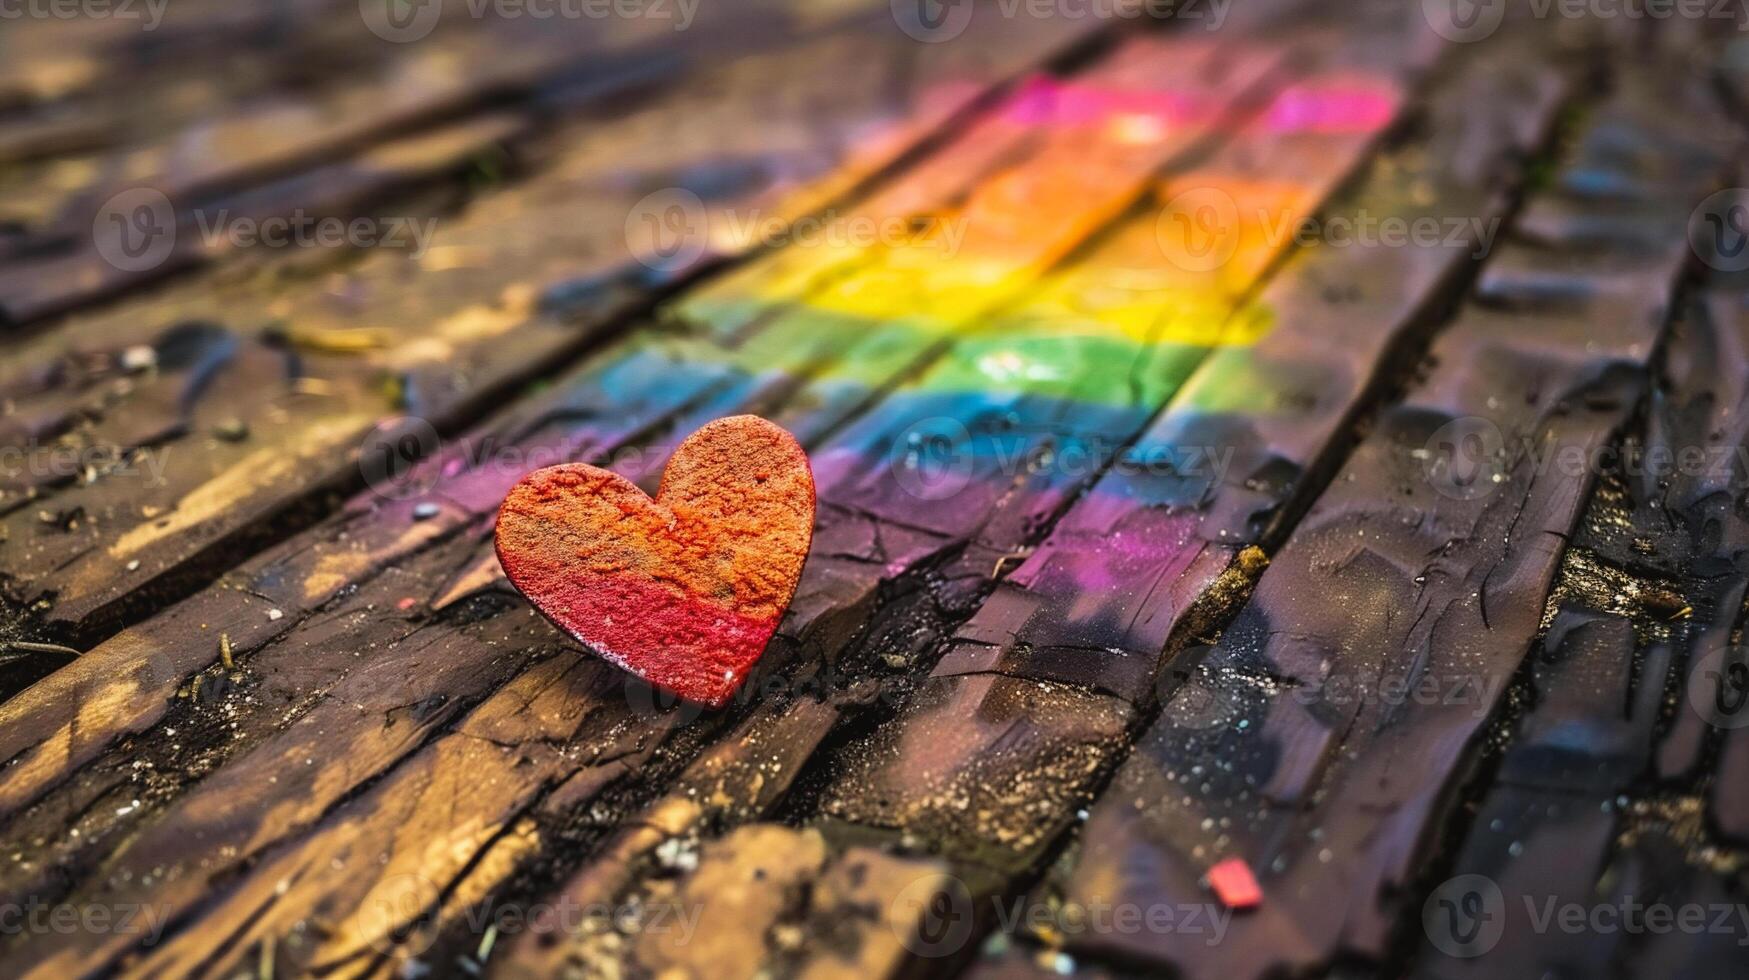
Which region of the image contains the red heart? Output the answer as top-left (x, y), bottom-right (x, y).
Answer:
top-left (495, 416), bottom-right (814, 707)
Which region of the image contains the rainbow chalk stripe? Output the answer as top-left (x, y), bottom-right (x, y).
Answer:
top-left (474, 36), bottom-right (1407, 691)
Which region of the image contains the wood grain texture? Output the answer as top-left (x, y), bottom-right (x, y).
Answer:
top-left (1047, 51), bottom-right (1735, 980)
top-left (0, 18), bottom-right (1288, 980)
top-left (1, 6), bottom-right (1747, 980)
top-left (0, 2), bottom-right (1092, 639)
top-left (1402, 282), bottom-right (1749, 978)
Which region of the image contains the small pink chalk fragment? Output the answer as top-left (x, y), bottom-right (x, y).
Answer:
top-left (397, 597), bottom-right (418, 611)
top-left (1208, 858), bottom-right (1262, 910)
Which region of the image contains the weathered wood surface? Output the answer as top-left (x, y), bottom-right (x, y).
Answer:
top-left (1038, 44), bottom-right (1738, 980)
top-left (0, 0), bottom-right (1094, 639)
top-left (2, 4), bottom-right (1749, 980)
top-left (1, 18), bottom-right (1316, 975)
top-left (0, 0), bottom-right (909, 320)
top-left (1405, 276), bottom-right (1749, 979)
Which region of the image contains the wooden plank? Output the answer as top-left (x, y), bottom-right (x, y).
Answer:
top-left (0, 0), bottom-right (347, 109)
top-left (0, 4), bottom-right (1094, 639)
top-left (701, 8), bottom-right (1568, 902)
top-left (0, 1), bottom-right (577, 245)
top-left (1658, 291), bottom-right (1749, 814)
top-left (729, 47), bottom-right (1576, 949)
top-left (488, 20), bottom-right (1572, 979)
top-left (1042, 60), bottom-right (1733, 980)
top-left (1404, 283), bottom-right (1749, 978)
top-left (0, 111), bottom-right (542, 324)
top-left (0, 0), bottom-right (847, 299)
top-left (0, 24), bottom-right (1308, 979)
top-left (487, 15), bottom-right (1454, 977)
top-left (0, 19), bottom-right (1284, 781)
top-left (5, 7), bottom-right (1745, 980)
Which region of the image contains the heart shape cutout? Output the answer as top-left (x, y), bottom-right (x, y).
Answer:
top-left (495, 416), bottom-right (814, 707)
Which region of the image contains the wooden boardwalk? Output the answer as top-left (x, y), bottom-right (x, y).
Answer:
top-left (1, 1), bottom-right (1747, 977)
